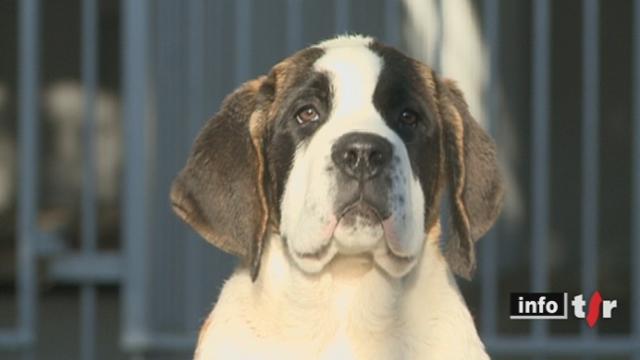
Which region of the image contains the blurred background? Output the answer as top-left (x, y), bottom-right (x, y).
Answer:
top-left (0, 0), bottom-right (638, 359)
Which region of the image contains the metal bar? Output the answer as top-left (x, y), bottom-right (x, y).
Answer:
top-left (80, 280), bottom-right (101, 360)
top-left (80, 0), bottom-right (98, 358)
top-left (334, 0), bottom-right (349, 35)
top-left (16, 0), bottom-right (40, 355)
top-left (186, 0), bottom-right (205, 331)
top-left (383, 0), bottom-right (400, 46)
top-left (119, 333), bottom-right (195, 351)
top-left (632, 1), bottom-right (640, 358)
top-left (81, 0), bottom-right (98, 256)
top-left (580, 0), bottom-right (600, 340)
top-left (433, 0), bottom-right (443, 73)
top-left (234, 0), bottom-right (251, 84)
top-left (530, 0), bottom-right (551, 342)
top-left (434, 0), bottom-right (449, 241)
top-left (205, 0), bottom-right (223, 109)
top-left (120, 0), bottom-right (150, 352)
top-left (153, 0), bottom-right (181, 329)
top-left (286, 0), bottom-right (303, 53)
top-left (0, 330), bottom-right (29, 349)
top-left (47, 252), bottom-right (122, 283)
top-left (486, 337), bottom-right (640, 355)
top-left (480, 0), bottom-right (499, 337)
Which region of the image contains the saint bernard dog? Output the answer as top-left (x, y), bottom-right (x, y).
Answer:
top-left (171, 35), bottom-right (504, 359)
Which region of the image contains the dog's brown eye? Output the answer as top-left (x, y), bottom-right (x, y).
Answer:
top-left (295, 106), bottom-right (320, 125)
top-left (399, 110), bottom-right (418, 127)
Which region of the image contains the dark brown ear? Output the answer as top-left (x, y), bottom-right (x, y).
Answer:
top-left (170, 77), bottom-right (271, 280)
top-left (438, 78), bottom-right (504, 280)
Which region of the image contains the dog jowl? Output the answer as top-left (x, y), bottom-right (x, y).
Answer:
top-left (170, 35), bottom-right (503, 281)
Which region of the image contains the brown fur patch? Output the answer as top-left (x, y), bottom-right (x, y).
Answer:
top-left (248, 110), bottom-right (270, 280)
top-left (170, 77), bottom-right (269, 265)
top-left (434, 76), bottom-right (503, 280)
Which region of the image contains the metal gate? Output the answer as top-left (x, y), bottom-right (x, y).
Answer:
top-left (1, 0), bottom-right (639, 359)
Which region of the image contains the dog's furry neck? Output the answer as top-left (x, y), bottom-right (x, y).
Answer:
top-left (255, 236), bottom-right (402, 350)
top-left (195, 223), bottom-right (488, 359)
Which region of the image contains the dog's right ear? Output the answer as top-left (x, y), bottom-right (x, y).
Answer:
top-left (170, 77), bottom-right (272, 280)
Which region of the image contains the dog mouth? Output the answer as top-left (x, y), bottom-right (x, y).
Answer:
top-left (298, 199), bottom-right (414, 264)
top-left (338, 200), bottom-right (383, 227)
top-left (297, 200), bottom-right (379, 260)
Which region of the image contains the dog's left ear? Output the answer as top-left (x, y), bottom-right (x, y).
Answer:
top-left (437, 77), bottom-right (504, 280)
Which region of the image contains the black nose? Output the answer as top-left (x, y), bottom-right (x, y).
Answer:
top-left (331, 132), bottom-right (393, 180)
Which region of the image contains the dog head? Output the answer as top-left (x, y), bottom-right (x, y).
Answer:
top-left (171, 36), bottom-right (503, 280)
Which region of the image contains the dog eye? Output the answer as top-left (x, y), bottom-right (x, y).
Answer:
top-left (295, 106), bottom-right (320, 125)
top-left (399, 110), bottom-right (418, 127)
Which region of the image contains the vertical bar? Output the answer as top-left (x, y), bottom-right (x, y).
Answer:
top-left (205, 0), bottom-right (224, 109)
top-left (121, 0), bottom-right (150, 352)
top-left (433, 0), bottom-right (443, 73)
top-left (531, 0), bottom-right (551, 342)
top-left (286, 0), bottom-right (302, 53)
top-left (434, 0), bottom-right (448, 242)
top-left (234, 0), bottom-right (251, 84)
top-left (185, 0), bottom-right (205, 330)
top-left (481, 0), bottom-right (499, 338)
top-left (81, 0), bottom-right (98, 257)
top-left (334, 0), bottom-right (349, 35)
top-left (154, 0), bottom-right (185, 329)
top-left (632, 1), bottom-right (640, 358)
top-left (383, 0), bottom-right (400, 46)
top-left (80, 0), bottom-right (98, 358)
top-left (580, 0), bottom-right (600, 340)
top-left (17, 0), bottom-right (40, 354)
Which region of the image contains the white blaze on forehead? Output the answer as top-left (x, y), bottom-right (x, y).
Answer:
top-left (316, 34), bottom-right (374, 49)
top-left (315, 37), bottom-right (382, 119)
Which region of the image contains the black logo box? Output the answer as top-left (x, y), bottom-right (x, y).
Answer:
top-left (510, 292), bottom-right (568, 319)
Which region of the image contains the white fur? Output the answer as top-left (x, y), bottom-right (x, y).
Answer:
top-left (316, 35), bottom-right (374, 49)
top-left (195, 225), bottom-right (488, 359)
top-left (279, 36), bottom-right (425, 277)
